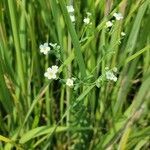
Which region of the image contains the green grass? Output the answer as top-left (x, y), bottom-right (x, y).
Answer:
top-left (0, 0), bottom-right (150, 149)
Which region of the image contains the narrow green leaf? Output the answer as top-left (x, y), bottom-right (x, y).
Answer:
top-left (0, 57), bottom-right (13, 113)
top-left (58, 0), bottom-right (86, 78)
top-left (20, 125), bottom-right (92, 144)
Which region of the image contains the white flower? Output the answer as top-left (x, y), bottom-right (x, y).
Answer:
top-left (51, 65), bottom-right (58, 74)
top-left (44, 68), bottom-right (57, 79)
top-left (70, 15), bottom-right (75, 22)
top-left (106, 21), bottom-right (113, 27)
top-left (66, 78), bottom-right (74, 87)
top-left (113, 12), bottom-right (123, 20)
top-left (83, 17), bottom-right (90, 24)
top-left (121, 32), bottom-right (126, 36)
top-left (106, 70), bottom-right (117, 82)
top-left (44, 65), bottom-right (59, 80)
top-left (67, 5), bottom-right (74, 13)
top-left (39, 43), bottom-right (50, 55)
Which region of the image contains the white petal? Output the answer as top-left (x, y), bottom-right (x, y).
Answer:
top-left (44, 72), bottom-right (48, 77)
top-left (83, 17), bottom-right (90, 24)
top-left (70, 15), bottom-right (75, 22)
top-left (47, 75), bottom-right (52, 80)
top-left (43, 51), bottom-right (48, 55)
top-left (44, 43), bottom-right (49, 46)
top-left (67, 5), bottom-right (74, 13)
top-left (52, 65), bottom-right (58, 73)
top-left (52, 73), bottom-right (57, 79)
top-left (40, 49), bottom-right (44, 53)
top-left (112, 76), bottom-right (117, 82)
top-left (47, 67), bottom-right (52, 72)
top-left (39, 45), bottom-right (43, 49)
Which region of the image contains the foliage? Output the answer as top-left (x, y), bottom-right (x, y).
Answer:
top-left (0, 0), bottom-right (150, 149)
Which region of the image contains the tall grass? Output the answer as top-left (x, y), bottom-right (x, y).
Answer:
top-left (0, 0), bottom-right (150, 149)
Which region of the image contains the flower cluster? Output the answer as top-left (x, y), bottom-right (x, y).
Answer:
top-left (39, 43), bottom-right (60, 55)
top-left (105, 12), bottom-right (125, 39)
top-left (105, 67), bottom-right (118, 82)
top-left (106, 12), bottom-right (124, 28)
top-left (40, 43), bottom-right (74, 87)
top-left (67, 5), bottom-right (75, 22)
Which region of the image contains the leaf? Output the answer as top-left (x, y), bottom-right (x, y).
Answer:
top-left (0, 57), bottom-right (13, 113)
top-left (0, 135), bottom-right (12, 143)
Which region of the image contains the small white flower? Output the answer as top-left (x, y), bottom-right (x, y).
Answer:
top-left (106, 70), bottom-right (117, 82)
top-left (121, 32), bottom-right (126, 36)
top-left (113, 12), bottom-right (123, 20)
top-left (83, 17), bottom-right (90, 25)
top-left (51, 65), bottom-right (58, 74)
top-left (70, 15), bottom-right (75, 22)
top-left (39, 43), bottom-right (50, 55)
top-left (44, 68), bottom-right (57, 79)
top-left (66, 78), bottom-right (74, 87)
top-left (67, 5), bottom-right (74, 13)
top-left (44, 65), bottom-right (59, 80)
top-left (106, 21), bottom-right (113, 27)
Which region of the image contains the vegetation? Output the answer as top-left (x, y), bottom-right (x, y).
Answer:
top-left (0, 0), bottom-right (150, 149)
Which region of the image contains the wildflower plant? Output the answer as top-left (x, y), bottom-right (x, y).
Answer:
top-left (1, 0), bottom-right (149, 150)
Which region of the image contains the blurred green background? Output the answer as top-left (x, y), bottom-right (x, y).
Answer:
top-left (0, 0), bottom-right (150, 149)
